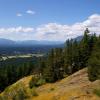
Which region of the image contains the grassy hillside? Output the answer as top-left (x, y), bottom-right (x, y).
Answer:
top-left (0, 68), bottom-right (100, 100)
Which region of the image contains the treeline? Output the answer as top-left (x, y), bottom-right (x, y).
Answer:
top-left (40, 28), bottom-right (100, 82)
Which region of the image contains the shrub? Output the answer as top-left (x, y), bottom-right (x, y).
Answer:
top-left (29, 77), bottom-right (36, 89)
top-left (13, 89), bottom-right (28, 100)
top-left (29, 76), bottom-right (46, 89)
top-left (36, 78), bottom-right (46, 86)
top-left (93, 89), bottom-right (100, 97)
top-left (31, 89), bottom-right (38, 97)
top-left (50, 88), bottom-right (55, 91)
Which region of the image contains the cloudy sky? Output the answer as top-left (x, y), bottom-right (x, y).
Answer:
top-left (0, 0), bottom-right (100, 41)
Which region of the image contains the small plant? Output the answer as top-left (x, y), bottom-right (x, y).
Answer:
top-left (50, 87), bottom-right (55, 91)
top-left (31, 89), bottom-right (38, 96)
top-left (36, 78), bottom-right (46, 86)
top-left (93, 89), bottom-right (100, 97)
top-left (29, 77), bottom-right (36, 89)
top-left (29, 76), bottom-right (46, 89)
top-left (13, 89), bottom-right (28, 100)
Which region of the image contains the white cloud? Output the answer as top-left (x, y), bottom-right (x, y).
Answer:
top-left (26, 10), bottom-right (35, 15)
top-left (33, 23), bottom-right (84, 41)
top-left (0, 27), bottom-right (35, 40)
top-left (16, 13), bottom-right (22, 17)
top-left (0, 14), bottom-right (100, 41)
top-left (33, 14), bottom-right (100, 41)
top-left (0, 26), bottom-right (34, 33)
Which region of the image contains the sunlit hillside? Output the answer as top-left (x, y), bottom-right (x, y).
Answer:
top-left (0, 68), bottom-right (100, 100)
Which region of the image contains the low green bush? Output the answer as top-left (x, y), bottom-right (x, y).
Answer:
top-left (36, 78), bottom-right (46, 86)
top-left (50, 88), bottom-right (55, 91)
top-left (29, 76), bottom-right (46, 89)
top-left (13, 89), bottom-right (29, 100)
top-left (93, 89), bottom-right (100, 97)
top-left (31, 89), bottom-right (38, 97)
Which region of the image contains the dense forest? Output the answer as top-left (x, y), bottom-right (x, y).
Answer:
top-left (38, 28), bottom-right (100, 83)
top-left (0, 28), bottom-right (100, 93)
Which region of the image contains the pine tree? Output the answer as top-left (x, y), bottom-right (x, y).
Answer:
top-left (71, 40), bottom-right (79, 72)
top-left (78, 28), bottom-right (90, 68)
top-left (88, 36), bottom-right (100, 81)
top-left (43, 49), bottom-right (55, 82)
top-left (64, 39), bottom-right (74, 74)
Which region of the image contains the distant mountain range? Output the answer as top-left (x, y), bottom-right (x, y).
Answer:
top-left (0, 38), bottom-right (15, 46)
top-left (0, 36), bottom-right (83, 46)
top-left (74, 35), bottom-right (83, 41)
top-left (0, 38), bottom-right (64, 46)
top-left (17, 40), bottom-right (64, 45)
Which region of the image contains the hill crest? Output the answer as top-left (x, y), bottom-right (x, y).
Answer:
top-left (0, 68), bottom-right (100, 100)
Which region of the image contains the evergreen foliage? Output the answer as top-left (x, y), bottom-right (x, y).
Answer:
top-left (0, 57), bottom-right (41, 92)
top-left (42, 28), bottom-right (100, 82)
top-left (88, 36), bottom-right (100, 81)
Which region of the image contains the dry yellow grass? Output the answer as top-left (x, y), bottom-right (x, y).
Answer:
top-left (0, 68), bottom-right (100, 100)
top-left (30, 68), bottom-right (100, 100)
top-left (0, 75), bottom-right (33, 99)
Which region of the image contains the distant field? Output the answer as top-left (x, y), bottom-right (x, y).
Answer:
top-left (1, 53), bottom-right (44, 61)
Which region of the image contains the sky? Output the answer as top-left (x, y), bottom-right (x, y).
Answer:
top-left (0, 0), bottom-right (100, 41)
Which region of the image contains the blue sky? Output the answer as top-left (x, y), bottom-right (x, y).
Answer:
top-left (0, 0), bottom-right (100, 41)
